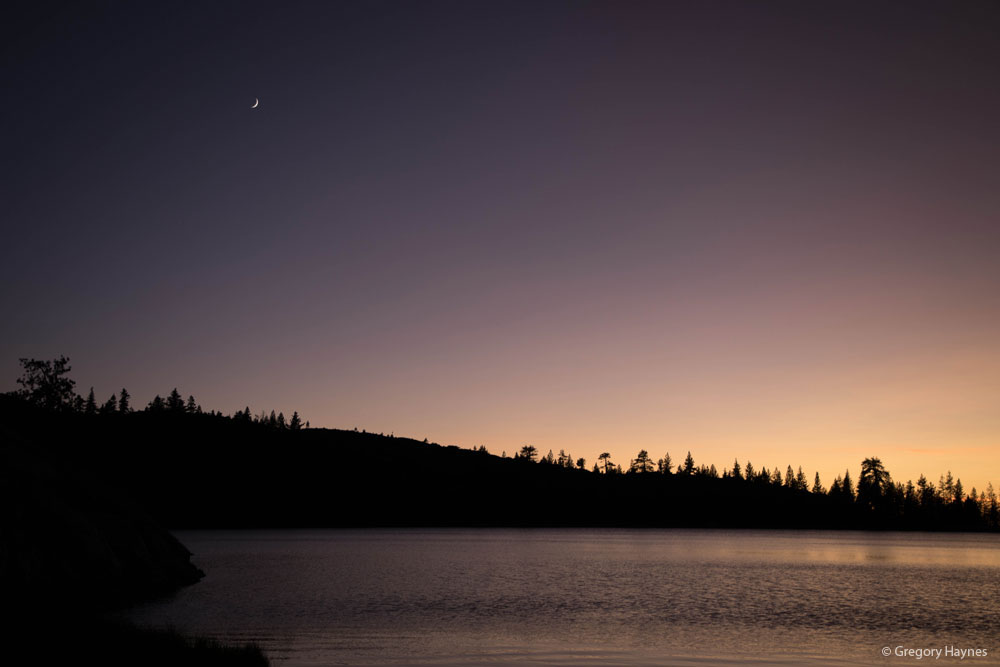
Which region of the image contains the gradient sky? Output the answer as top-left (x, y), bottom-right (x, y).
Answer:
top-left (3, 1), bottom-right (999, 493)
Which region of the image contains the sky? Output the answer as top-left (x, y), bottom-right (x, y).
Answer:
top-left (3, 1), bottom-right (999, 493)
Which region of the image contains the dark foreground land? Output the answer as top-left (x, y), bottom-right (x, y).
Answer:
top-left (9, 617), bottom-right (268, 667)
top-left (1, 394), bottom-right (993, 532)
top-left (0, 396), bottom-right (269, 665)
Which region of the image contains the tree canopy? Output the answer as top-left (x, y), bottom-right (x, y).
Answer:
top-left (15, 356), bottom-right (76, 410)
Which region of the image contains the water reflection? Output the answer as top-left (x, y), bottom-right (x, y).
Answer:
top-left (121, 529), bottom-right (1000, 666)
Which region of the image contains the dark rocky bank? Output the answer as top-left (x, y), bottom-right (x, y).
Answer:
top-left (1, 428), bottom-right (203, 612)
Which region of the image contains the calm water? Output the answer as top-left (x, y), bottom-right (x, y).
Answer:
top-left (122, 529), bottom-right (1000, 665)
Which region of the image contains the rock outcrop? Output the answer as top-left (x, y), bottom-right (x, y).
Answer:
top-left (0, 432), bottom-right (203, 612)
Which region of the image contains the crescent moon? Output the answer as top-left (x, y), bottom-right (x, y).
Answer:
top-left (251, 98), bottom-right (259, 109)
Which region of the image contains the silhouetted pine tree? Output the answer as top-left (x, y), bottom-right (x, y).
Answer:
top-left (84, 388), bottom-right (97, 416)
top-left (842, 469), bottom-right (855, 502)
top-left (812, 472), bottom-right (824, 494)
top-left (118, 388), bottom-right (130, 413)
top-left (858, 457), bottom-right (890, 512)
top-left (167, 389), bottom-right (184, 412)
top-left (796, 466), bottom-right (808, 491)
top-left (630, 449), bottom-right (654, 473)
top-left (986, 484), bottom-right (999, 528)
top-left (917, 475), bottom-right (934, 509)
top-left (941, 471), bottom-right (955, 502)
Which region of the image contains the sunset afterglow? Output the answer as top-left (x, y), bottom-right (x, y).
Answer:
top-left (4, 1), bottom-right (998, 493)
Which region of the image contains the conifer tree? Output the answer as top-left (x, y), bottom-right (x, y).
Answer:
top-left (812, 472), bottom-right (824, 494)
top-left (630, 450), bottom-right (654, 473)
top-left (842, 469), bottom-right (855, 501)
top-left (167, 388), bottom-right (184, 412)
top-left (682, 451), bottom-right (695, 475)
top-left (941, 472), bottom-right (954, 502)
top-left (858, 457), bottom-right (890, 510)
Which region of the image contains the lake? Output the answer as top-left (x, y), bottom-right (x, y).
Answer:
top-left (120, 529), bottom-right (1000, 665)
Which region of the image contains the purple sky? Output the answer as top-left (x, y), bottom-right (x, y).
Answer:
top-left (3, 1), bottom-right (999, 492)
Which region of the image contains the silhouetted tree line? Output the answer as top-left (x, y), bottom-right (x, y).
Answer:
top-left (558, 446), bottom-right (997, 531)
top-left (512, 445), bottom-right (587, 470)
top-left (3, 357), bottom-right (996, 532)
top-left (11, 356), bottom-right (307, 431)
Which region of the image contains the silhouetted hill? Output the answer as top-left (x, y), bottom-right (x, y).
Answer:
top-left (0, 394), bottom-right (886, 531)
